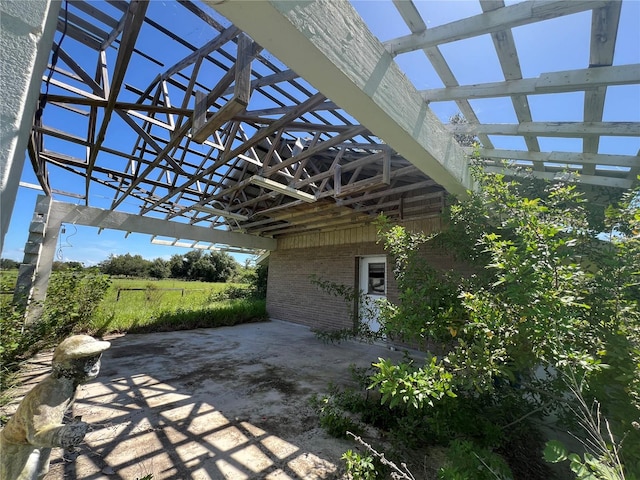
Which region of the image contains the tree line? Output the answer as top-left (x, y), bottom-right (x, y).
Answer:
top-left (98, 250), bottom-right (246, 282)
top-left (2, 250), bottom-right (253, 284)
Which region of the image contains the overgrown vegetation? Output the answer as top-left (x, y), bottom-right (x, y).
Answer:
top-left (0, 261), bottom-right (268, 402)
top-left (315, 166), bottom-right (639, 479)
top-left (310, 274), bottom-right (382, 344)
top-left (1, 267), bottom-right (110, 393)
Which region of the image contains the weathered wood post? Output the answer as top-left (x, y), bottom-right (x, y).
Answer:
top-left (13, 194), bottom-right (62, 324)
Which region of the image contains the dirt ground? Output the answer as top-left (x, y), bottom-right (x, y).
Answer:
top-left (2, 320), bottom-right (422, 480)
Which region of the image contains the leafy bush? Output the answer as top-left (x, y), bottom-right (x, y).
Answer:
top-left (310, 164), bottom-right (638, 478)
top-left (208, 284), bottom-right (252, 302)
top-left (41, 268), bottom-right (111, 337)
top-left (439, 439), bottom-right (512, 480)
top-left (310, 391), bottom-right (363, 439)
top-left (342, 449), bottom-right (378, 480)
top-left (1, 268), bottom-right (110, 395)
top-left (370, 166), bottom-right (639, 477)
top-left (252, 264), bottom-right (268, 299)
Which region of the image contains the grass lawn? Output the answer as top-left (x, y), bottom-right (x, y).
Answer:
top-left (1, 272), bottom-right (267, 335)
top-left (90, 277), bottom-right (266, 334)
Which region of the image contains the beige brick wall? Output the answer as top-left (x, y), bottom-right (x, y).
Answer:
top-left (266, 242), bottom-right (388, 331)
top-left (266, 224), bottom-right (476, 332)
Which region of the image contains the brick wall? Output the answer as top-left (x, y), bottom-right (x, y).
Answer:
top-left (267, 242), bottom-right (385, 330)
top-left (266, 238), bottom-right (475, 332)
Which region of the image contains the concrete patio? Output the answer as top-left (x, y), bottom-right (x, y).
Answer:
top-left (5, 320), bottom-right (421, 479)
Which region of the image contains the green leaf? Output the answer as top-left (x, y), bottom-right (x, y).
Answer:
top-left (543, 440), bottom-right (568, 463)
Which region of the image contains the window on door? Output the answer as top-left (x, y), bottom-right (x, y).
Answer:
top-left (367, 262), bottom-right (385, 294)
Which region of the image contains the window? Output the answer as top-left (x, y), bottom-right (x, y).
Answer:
top-left (368, 262), bottom-right (385, 294)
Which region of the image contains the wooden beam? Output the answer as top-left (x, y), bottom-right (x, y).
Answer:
top-left (448, 121), bottom-right (639, 137)
top-left (583, 1), bottom-right (622, 175)
top-left (57, 19), bottom-right (102, 50)
top-left (161, 25), bottom-right (240, 81)
top-left (262, 125), bottom-right (367, 177)
top-left (110, 43), bottom-right (262, 212)
top-left (48, 200), bottom-right (276, 250)
top-left (484, 166), bottom-right (632, 189)
top-left (469, 147), bottom-right (639, 168)
top-left (392, 0), bottom-right (495, 150)
top-left (422, 64), bottom-right (640, 102)
top-left (86, 0), bottom-right (149, 204)
top-left (384, 0), bottom-right (610, 55)
top-left (115, 111), bottom-right (186, 174)
top-left (590, 1), bottom-right (622, 67)
top-left (56, 48), bottom-right (105, 97)
top-left (223, 92), bottom-right (327, 165)
top-left (71, 1), bottom-right (119, 29)
top-left (327, 165), bottom-right (419, 199)
top-left (481, 0), bottom-right (541, 169)
top-left (336, 180), bottom-right (438, 207)
top-left (192, 34), bottom-right (253, 143)
top-left (208, 0), bottom-right (471, 195)
top-left (221, 69), bottom-right (299, 97)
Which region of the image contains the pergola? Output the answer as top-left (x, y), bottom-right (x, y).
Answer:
top-left (12, 0), bottom-right (640, 252)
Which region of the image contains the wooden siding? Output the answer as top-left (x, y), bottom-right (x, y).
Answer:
top-left (276, 215), bottom-right (442, 250)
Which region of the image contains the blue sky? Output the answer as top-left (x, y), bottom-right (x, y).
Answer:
top-left (2, 0), bottom-right (639, 266)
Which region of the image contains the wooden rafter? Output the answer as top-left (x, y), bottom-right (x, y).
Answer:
top-left (384, 0), bottom-right (610, 55)
top-left (421, 64), bottom-right (639, 102)
top-left (28, 0), bottom-right (637, 247)
top-left (85, 0), bottom-right (148, 204)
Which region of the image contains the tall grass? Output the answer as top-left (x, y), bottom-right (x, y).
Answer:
top-left (0, 270), bottom-right (18, 307)
top-left (1, 273), bottom-right (266, 407)
top-left (0, 274), bottom-right (267, 337)
top-left (89, 278), bottom-right (266, 335)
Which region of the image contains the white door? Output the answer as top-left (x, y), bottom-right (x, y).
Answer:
top-left (359, 256), bottom-right (386, 333)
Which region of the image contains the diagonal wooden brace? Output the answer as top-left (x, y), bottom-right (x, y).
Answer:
top-left (192, 34), bottom-right (253, 143)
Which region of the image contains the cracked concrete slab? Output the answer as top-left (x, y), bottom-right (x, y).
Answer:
top-left (5, 320), bottom-right (421, 479)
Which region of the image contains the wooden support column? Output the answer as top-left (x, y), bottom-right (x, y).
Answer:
top-left (13, 195), bottom-right (61, 325)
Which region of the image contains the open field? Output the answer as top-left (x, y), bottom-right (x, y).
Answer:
top-left (0, 272), bottom-right (266, 334)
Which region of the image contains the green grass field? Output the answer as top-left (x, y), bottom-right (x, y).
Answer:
top-left (1, 272), bottom-right (267, 335)
top-left (0, 270), bottom-right (18, 307)
top-left (91, 278), bottom-right (265, 334)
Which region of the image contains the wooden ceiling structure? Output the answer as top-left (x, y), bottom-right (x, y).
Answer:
top-left (29, 0), bottom-right (639, 250)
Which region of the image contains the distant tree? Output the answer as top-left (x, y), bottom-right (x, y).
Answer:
top-left (449, 112), bottom-right (478, 148)
top-left (149, 258), bottom-right (170, 279)
top-left (99, 253), bottom-right (150, 277)
top-left (205, 251), bottom-right (238, 282)
top-left (52, 261), bottom-right (84, 271)
top-left (169, 250), bottom-right (202, 279)
top-left (233, 264), bottom-right (256, 284)
top-left (168, 250), bottom-right (238, 282)
top-left (0, 258), bottom-right (20, 270)
top-left (252, 264), bottom-right (268, 299)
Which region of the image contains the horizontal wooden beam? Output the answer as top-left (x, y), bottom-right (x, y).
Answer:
top-left (49, 200), bottom-right (276, 250)
top-left (384, 0), bottom-right (609, 56)
top-left (422, 64), bottom-right (640, 102)
top-left (449, 121), bottom-right (639, 137)
top-left (484, 166), bottom-right (632, 189)
top-left (467, 147), bottom-right (639, 168)
top-left (221, 69), bottom-right (299, 97)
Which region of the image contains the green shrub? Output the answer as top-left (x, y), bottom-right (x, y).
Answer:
top-left (310, 391), bottom-right (363, 439)
top-left (41, 268), bottom-right (111, 337)
top-left (314, 165), bottom-right (639, 479)
top-left (439, 439), bottom-right (512, 480)
top-left (342, 449), bottom-right (378, 480)
top-left (1, 268), bottom-right (110, 396)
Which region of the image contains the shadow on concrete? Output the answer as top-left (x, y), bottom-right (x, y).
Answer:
top-left (34, 320), bottom-right (422, 480)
